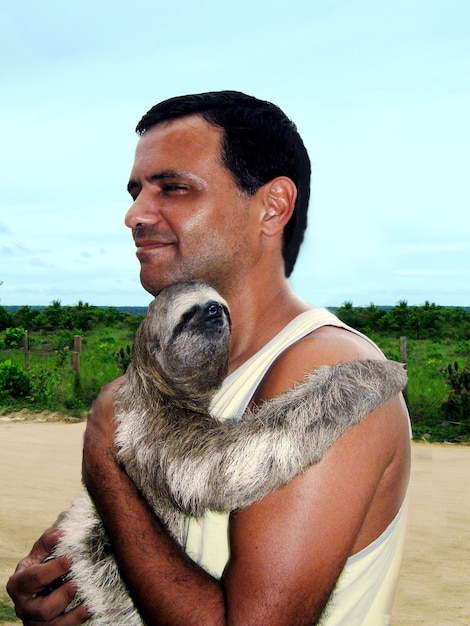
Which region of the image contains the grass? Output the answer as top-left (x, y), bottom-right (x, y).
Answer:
top-left (0, 595), bottom-right (19, 624)
top-left (370, 333), bottom-right (470, 442)
top-left (0, 324), bottom-right (134, 415)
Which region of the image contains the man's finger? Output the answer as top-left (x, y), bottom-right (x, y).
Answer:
top-left (8, 555), bottom-right (71, 600)
top-left (10, 580), bottom-right (90, 625)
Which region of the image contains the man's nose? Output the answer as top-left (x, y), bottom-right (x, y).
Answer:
top-left (125, 194), bottom-right (162, 229)
top-left (124, 193), bottom-right (154, 229)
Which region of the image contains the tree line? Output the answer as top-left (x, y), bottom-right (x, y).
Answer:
top-left (1, 299), bottom-right (468, 340)
top-left (334, 300), bottom-right (469, 341)
top-left (0, 300), bottom-right (144, 334)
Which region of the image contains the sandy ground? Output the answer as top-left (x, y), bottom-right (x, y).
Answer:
top-left (1, 420), bottom-right (469, 625)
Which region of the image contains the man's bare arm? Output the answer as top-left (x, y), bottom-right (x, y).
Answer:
top-left (82, 382), bottom-right (227, 626)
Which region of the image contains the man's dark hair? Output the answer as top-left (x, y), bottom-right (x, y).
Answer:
top-left (136, 91), bottom-right (311, 277)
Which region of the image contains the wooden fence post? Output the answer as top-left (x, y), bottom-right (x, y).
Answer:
top-left (24, 330), bottom-right (30, 369)
top-left (73, 335), bottom-right (82, 393)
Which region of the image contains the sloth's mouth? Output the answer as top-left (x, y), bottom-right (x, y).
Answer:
top-left (201, 315), bottom-right (226, 332)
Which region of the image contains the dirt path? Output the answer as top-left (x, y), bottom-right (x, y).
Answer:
top-left (392, 442), bottom-right (470, 625)
top-left (1, 421), bottom-right (469, 625)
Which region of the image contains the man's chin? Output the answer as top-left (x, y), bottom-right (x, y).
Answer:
top-left (141, 277), bottom-right (162, 298)
top-left (140, 272), bottom-right (181, 297)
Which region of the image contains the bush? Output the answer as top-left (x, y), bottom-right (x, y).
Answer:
top-left (439, 362), bottom-right (470, 438)
top-left (28, 366), bottom-right (65, 407)
top-left (3, 327), bottom-right (25, 349)
top-left (56, 330), bottom-right (75, 350)
top-left (0, 359), bottom-right (30, 397)
top-left (412, 361), bottom-right (470, 442)
top-left (115, 345), bottom-right (133, 372)
top-left (0, 305), bottom-right (13, 330)
top-left (27, 348), bottom-right (73, 407)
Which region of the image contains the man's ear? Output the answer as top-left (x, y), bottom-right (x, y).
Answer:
top-left (260, 177), bottom-right (297, 236)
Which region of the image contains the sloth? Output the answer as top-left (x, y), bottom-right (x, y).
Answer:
top-left (52, 280), bottom-right (407, 625)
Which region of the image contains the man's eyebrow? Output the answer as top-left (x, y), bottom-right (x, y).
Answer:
top-left (150, 170), bottom-right (207, 186)
top-left (127, 170), bottom-right (206, 193)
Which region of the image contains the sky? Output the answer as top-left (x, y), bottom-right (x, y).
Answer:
top-left (1, 0), bottom-right (469, 308)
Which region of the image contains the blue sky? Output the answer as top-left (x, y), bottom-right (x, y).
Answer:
top-left (1, 0), bottom-right (469, 308)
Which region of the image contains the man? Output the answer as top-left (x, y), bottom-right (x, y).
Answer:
top-left (7, 91), bottom-right (410, 625)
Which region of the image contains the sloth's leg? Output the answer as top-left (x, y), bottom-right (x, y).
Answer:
top-left (161, 360), bottom-right (407, 515)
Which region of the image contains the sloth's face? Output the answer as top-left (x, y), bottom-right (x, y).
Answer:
top-left (138, 281), bottom-right (231, 396)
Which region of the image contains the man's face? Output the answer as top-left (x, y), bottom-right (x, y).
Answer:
top-left (125, 115), bottom-right (259, 297)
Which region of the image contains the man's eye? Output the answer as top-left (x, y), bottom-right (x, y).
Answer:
top-left (164, 184), bottom-right (188, 193)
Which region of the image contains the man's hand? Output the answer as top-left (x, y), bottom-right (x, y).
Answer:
top-left (6, 527), bottom-right (91, 625)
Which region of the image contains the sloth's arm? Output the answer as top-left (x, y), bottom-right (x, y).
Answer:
top-left (162, 360), bottom-right (407, 515)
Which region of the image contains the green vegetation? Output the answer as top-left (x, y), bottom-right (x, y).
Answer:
top-left (0, 300), bottom-right (469, 442)
top-left (335, 300), bottom-right (469, 341)
top-left (335, 300), bottom-right (470, 443)
top-left (0, 301), bottom-right (143, 417)
top-left (0, 594), bottom-right (19, 623)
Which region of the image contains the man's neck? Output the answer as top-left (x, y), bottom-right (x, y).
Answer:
top-left (225, 278), bottom-right (310, 375)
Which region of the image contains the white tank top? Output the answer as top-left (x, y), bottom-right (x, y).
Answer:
top-left (184, 308), bottom-right (409, 625)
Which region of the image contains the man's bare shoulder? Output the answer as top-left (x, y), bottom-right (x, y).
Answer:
top-left (299, 323), bottom-right (383, 362)
top-left (254, 323), bottom-right (384, 402)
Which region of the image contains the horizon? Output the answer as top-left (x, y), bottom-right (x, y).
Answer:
top-left (3, 301), bottom-right (470, 313)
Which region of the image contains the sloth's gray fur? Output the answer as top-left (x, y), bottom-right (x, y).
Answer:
top-left (53, 280), bottom-right (407, 625)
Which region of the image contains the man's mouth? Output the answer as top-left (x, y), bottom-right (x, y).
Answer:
top-left (135, 236), bottom-right (175, 248)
